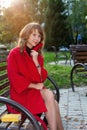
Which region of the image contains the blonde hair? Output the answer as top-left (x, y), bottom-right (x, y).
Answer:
top-left (18, 22), bottom-right (45, 53)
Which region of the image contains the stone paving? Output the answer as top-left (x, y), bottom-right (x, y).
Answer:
top-left (49, 60), bottom-right (74, 66)
top-left (59, 87), bottom-right (87, 130)
top-left (49, 60), bottom-right (87, 129)
top-left (0, 88), bottom-right (87, 130)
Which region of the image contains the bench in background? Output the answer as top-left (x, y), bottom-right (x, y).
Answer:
top-left (70, 44), bottom-right (87, 95)
top-left (51, 46), bottom-right (68, 64)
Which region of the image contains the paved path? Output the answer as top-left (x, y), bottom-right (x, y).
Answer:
top-left (49, 60), bottom-right (74, 66)
top-left (49, 60), bottom-right (87, 129)
top-left (59, 87), bottom-right (87, 130)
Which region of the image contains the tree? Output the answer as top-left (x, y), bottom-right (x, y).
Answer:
top-left (25, 0), bottom-right (48, 24)
top-left (0, 0), bottom-right (31, 44)
top-left (45, 0), bottom-right (70, 50)
top-left (0, 0), bottom-right (72, 48)
top-left (0, 0), bottom-right (48, 44)
top-left (66, 0), bottom-right (87, 44)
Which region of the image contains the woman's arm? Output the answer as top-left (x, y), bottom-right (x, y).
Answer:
top-left (7, 50), bottom-right (31, 94)
top-left (29, 83), bottom-right (44, 90)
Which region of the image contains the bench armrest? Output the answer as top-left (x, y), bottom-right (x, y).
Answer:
top-left (47, 76), bottom-right (60, 102)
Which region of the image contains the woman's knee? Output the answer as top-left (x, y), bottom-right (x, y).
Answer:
top-left (41, 89), bottom-right (54, 102)
top-left (47, 90), bottom-right (54, 101)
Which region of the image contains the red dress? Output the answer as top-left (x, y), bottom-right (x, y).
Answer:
top-left (7, 47), bottom-right (48, 114)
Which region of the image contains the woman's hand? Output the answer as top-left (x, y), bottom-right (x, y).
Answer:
top-left (31, 50), bottom-right (38, 62)
top-left (31, 50), bottom-right (41, 74)
top-left (29, 83), bottom-right (44, 90)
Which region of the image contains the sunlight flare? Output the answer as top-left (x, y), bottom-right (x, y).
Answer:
top-left (0, 0), bottom-right (14, 8)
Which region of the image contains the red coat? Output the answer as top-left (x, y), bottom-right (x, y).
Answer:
top-left (7, 47), bottom-right (48, 114)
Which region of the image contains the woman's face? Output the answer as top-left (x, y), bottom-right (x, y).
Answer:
top-left (27, 29), bottom-right (41, 48)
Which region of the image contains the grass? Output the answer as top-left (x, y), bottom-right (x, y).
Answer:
top-left (43, 51), bottom-right (87, 89)
top-left (1, 51), bottom-right (87, 90)
top-left (43, 51), bottom-right (72, 88)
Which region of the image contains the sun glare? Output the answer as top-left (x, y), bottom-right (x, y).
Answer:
top-left (0, 0), bottom-right (14, 8)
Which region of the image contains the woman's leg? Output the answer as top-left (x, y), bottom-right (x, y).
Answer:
top-left (55, 100), bottom-right (64, 130)
top-left (40, 89), bottom-right (64, 130)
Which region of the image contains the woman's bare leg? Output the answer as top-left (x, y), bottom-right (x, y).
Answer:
top-left (41, 89), bottom-right (57, 130)
top-left (55, 101), bottom-right (64, 130)
top-left (40, 89), bottom-right (64, 130)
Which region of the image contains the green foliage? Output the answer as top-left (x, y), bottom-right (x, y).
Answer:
top-left (0, 0), bottom-right (71, 48)
top-left (44, 0), bottom-right (70, 49)
top-left (45, 64), bottom-right (72, 88)
top-left (0, 1), bottom-right (30, 43)
top-left (0, 0), bottom-right (48, 44)
top-left (44, 51), bottom-right (72, 88)
top-left (44, 51), bottom-right (87, 89)
top-left (66, 0), bottom-right (87, 43)
top-left (1, 0), bottom-right (87, 47)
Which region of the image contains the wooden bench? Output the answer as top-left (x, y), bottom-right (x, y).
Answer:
top-left (70, 44), bottom-right (87, 94)
top-left (0, 50), bottom-right (60, 129)
top-left (52, 46), bottom-right (68, 64)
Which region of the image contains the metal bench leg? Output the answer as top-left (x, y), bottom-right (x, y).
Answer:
top-left (70, 63), bottom-right (87, 92)
top-left (70, 66), bottom-right (75, 92)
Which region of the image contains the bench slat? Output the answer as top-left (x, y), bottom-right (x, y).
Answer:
top-left (0, 74), bottom-right (8, 81)
top-left (1, 90), bottom-right (9, 97)
top-left (0, 65), bottom-right (7, 70)
top-left (0, 122), bottom-right (11, 130)
top-left (0, 82), bottom-right (9, 90)
top-left (7, 122), bottom-right (20, 130)
top-left (20, 120), bottom-right (34, 130)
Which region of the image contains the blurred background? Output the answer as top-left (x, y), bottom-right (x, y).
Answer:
top-left (0, 0), bottom-right (87, 50)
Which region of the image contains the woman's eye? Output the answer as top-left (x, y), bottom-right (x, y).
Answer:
top-left (38, 35), bottom-right (41, 38)
top-left (32, 33), bottom-right (41, 38)
top-left (33, 34), bottom-right (36, 36)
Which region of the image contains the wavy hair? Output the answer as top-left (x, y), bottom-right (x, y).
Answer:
top-left (18, 22), bottom-right (45, 53)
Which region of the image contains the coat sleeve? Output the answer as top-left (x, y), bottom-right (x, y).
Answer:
top-left (7, 51), bottom-right (31, 94)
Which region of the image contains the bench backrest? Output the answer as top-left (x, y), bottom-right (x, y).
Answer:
top-left (70, 45), bottom-right (87, 65)
top-left (0, 51), bottom-right (10, 97)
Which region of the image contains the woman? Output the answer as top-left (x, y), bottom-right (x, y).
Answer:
top-left (7, 22), bottom-right (64, 130)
